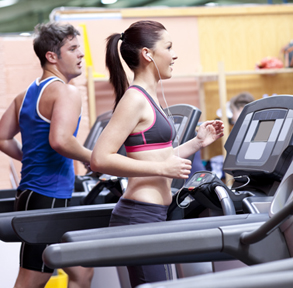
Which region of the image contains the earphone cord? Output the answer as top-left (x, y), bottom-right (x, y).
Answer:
top-left (152, 59), bottom-right (180, 158)
top-left (152, 57), bottom-right (187, 192)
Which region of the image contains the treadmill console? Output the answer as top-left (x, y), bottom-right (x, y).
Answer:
top-left (184, 171), bottom-right (216, 190)
top-left (224, 96), bottom-right (293, 191)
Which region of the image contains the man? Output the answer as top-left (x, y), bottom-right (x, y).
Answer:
top-left (0, 22), bottom-right (93, 288)
top-left (229, 92), bottom-right (255, 125)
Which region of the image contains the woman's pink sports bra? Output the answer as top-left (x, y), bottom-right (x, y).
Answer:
top-left (124, 85), bottom-right (176, 153)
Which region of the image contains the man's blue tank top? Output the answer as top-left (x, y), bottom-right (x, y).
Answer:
top-left (18, 77), bottom-right (81, 199)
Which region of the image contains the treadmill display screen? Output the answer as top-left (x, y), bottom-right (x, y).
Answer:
top-left (253, 120), bottom-right (275, 142)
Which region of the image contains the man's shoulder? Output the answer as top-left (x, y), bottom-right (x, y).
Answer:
top-left (15, 91), bottom-right (26, 110)
top-left (46, 80), bottom-right (80, 96)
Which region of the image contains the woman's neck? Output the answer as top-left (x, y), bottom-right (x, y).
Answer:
top-left (132, 72), bottom-right (159, 98)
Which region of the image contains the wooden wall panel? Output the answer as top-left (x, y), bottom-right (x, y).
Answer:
top-left (194, 8), bottom-right (293, 157)
top-left (198, 13), bottom-right (293, 72)
top-left (197, 9), bottom-right (293, 119)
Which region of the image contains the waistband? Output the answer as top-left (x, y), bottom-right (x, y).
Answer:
top-left (110, 197), bottom-right (169, 226)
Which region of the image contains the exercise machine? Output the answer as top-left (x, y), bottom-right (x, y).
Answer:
top-left (43, 96), bottom-right (293, 275)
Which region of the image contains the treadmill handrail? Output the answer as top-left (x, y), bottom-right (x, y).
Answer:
top-left (43, 228), bottom-right (223, 268)
top-left (215, 186), bottom-right (236, 215)
top-left (240, 200), bottom-right (293, 245)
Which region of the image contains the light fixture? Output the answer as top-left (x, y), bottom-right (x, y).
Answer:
top-left (19, 32), bottom-right (31, 37)
top-left (0, 0), bottom-right (18, 8)
top-left (205, 2), bottom-right (218, 6)
top-left (101, 0), bottom-right (117, 4)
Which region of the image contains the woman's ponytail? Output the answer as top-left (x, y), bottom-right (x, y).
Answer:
top-left (105, 33), bottom-right (129, 110)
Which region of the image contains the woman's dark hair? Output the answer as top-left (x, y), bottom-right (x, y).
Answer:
top-left (33, 22), bottom-right (80, 67)
top-left (105, 20), bottom-right (166, 110)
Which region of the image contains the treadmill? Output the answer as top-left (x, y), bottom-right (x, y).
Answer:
top-left (0, 104), bottom-right (202, 244)
top-left (42, 95), bottom-right (293, 271)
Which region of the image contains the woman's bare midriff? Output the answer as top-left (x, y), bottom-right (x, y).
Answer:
top-left (122, 146), bottom-right (174, 206)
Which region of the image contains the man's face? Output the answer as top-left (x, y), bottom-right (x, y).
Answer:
top-left (57, 36), bottom-right (84, 82)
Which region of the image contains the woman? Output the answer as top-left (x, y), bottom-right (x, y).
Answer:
top-left (91, 20), bottom-right (224, 287)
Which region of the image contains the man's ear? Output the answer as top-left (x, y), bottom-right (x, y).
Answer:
top-left (45, 51), bottom-right (58, 64)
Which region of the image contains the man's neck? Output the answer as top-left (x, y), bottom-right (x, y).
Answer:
top-left (40, 67), bottom-right (69, 83)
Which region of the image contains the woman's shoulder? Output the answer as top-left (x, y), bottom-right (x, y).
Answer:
top-left (120, 86), bottom-right (148, 107)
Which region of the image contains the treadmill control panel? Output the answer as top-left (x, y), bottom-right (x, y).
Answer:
top-left (233, 109), bottom-right (288, 166)
top-left (184, 171), bottom-right (216, 190)
top-left (224, 96), bottom-right (293, 181)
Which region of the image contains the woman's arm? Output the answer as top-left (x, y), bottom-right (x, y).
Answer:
top-left (174, 120), bottom-right (224, 159)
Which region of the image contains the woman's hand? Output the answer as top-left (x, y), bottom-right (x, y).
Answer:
top-left (162, 154), bottom-right (192, 179)
top-left (196, 120), bottom-right (224, 148)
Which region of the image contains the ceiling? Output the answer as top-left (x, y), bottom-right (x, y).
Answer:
top-left (0, 0), bottom-right (291, 34)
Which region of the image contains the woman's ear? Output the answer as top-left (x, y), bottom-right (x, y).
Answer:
top-left (142, 48), bottom-right (152, 62)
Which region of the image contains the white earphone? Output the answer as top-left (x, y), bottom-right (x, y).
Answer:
top-left (146, 53), bottom-right (153, 61)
